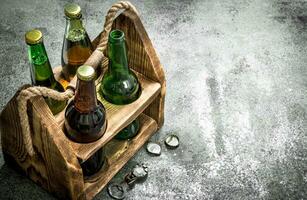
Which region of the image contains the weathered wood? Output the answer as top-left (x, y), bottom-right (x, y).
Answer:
top-left (0, 92), bottom-right (84, 199)
top-left (0, 8), bottom-right (165, 200)
top-left (0, 85), bottom-right (31, 164)
top-left (55, 71), bottom-right (161, 162)
top-left (112, 10), bottom-right (166, 128)
top-left (84, 114), bottom-right (157, 199)
top-left (30, 97), bottom-right (84, 199)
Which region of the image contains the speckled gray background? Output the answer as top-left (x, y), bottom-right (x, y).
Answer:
top-left (0, 0), bottom-right (307, 199)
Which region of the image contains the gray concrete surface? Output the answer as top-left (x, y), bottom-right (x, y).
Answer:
top-left (0, 0), bottom-right (307, 199)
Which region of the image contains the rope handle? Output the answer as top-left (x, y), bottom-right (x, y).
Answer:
top-left (17, 1), bottom-right (138, 157)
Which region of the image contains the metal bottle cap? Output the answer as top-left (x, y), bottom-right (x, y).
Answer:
top-left (132, 163), bottom-right (148, 179)
top-left (25, 29), bottom-right (43, 45)
top-left (107, 183), bottom-right (126, 199)
top-left (77, 65), bottom-right (95, 81)
top-left (165, 134), bottom-right (179, 149)
top-left (146, 142), bottom-right (161, 156)
top-left (64, 3), bottom-right (82, 19)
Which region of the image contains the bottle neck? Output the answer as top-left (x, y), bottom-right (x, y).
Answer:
top-left (108, 40), bottom-right (129, 75)
top-left (27, 42), bottom-right (55, 86)
top-left (74, 79), bottom-right (98, 113)
top-left (65, 17), bottom-right (86, 41)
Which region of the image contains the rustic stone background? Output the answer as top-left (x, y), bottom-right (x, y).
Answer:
top-left (0, 0), bottom-right (306, 199)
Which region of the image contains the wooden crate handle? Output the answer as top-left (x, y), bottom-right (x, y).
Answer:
top-left (17, 1), bottom-right (139, 158)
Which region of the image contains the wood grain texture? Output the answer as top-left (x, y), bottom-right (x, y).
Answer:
top-left (0, 85), bottom-right (31, 163)
top-left (55, 72), bottom-right (161, 162)
top-left (30, 97), bottom-right (84, 199)
top-left (0, 8), bottom-right (166, 200)
top-left (84, 114), bottom-right (157, 199)
top-left (112, 10), bottom-right (166, 128)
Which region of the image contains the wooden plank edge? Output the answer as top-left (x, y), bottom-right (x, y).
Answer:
top-left (83, 114), bottom-right (157, 199)
top-left (75, 82), bottom-right (161, 162)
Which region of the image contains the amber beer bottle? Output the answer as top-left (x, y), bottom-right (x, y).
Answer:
top-left (64, 65), bottom-right (107, 176)
top-left (61, 3), bottom-right (93, 81)
top-left (100, 29), bottom-right (141, 140)
top-left (25, 29), bottom-right (66, 115)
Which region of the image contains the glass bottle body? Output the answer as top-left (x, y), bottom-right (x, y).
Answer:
top-left (64, 66), bottom-right (107, 177)
top-left (100, 30), bottom-right (141, 105)
top-left (115, 118), bottom-right (140, 140)
top-left (61, 17), bottom-right (93, 81)
top-left (64, 76), bottom-right (107, 143)
top-left (27, 42), bottom-right (66, 115)
top-left (81, 148), bottom-right (105, 177)
top-left (100, 29), bottom-right (141, 139)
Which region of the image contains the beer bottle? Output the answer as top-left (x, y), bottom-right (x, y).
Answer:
top-left (25, 29), bottom-right (67, 115)
top-left (64, 65), bottom-right (107, 177)
top-left (99, 29), bottom-right (141, 104)
top-left (64, 65), bottom-right (107, 143)
top-left (114, 119), bottom-right (140, 140)
top-left (61, 3), bottom-right (93, 81)
top-left (99, 29), bottom-right (141, 140)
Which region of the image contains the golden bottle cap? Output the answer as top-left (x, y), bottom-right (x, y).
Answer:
top-left (77, 65), bottom-right (95, 81)
top-left (64, 3), bottom-right (81, 19)
top-left (25, 29), bottom-right (43, 45)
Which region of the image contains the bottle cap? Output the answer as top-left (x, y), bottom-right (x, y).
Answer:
top-left (146, 142), bottom-right (161, 156)
top-left (165, 134), bottom-right (179, 149)
top-left (64, 3), bottom-right (81, 19)
top-left (25, 29), bottom-right (43, 45)
top-left (77, 65), bottom-right (95, 81)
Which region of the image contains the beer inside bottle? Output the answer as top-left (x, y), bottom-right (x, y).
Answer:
top-left (100, 29), bottom-right (141, 139)
top-left (25, 29), bottom-right (67, 115)
top-left (64, 65), bottom-right (107, 177)
top-left (61, 3), bottom-right (93, 81)
top-left (81, 148), bottom-right (105, 177)
top-left (65, 65), bottom-right (107, 143)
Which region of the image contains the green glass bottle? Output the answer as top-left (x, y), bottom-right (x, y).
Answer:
top-left (25, 29), bottom-right (67, 115)
top-left (61, 3), bottom-right (93, 81)
top-left (99, 29), bottom-right (141, 105)
top-left (100, 29), bottom-right (141, 140)
top-left (114, 119), bottom-right (140, 140)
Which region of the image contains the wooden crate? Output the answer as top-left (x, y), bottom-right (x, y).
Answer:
top-left (0, 9), bottom-right (165, 200)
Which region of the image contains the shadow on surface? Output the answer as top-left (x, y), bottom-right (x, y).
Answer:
top-left (0, 163), bottom-right (55, 200)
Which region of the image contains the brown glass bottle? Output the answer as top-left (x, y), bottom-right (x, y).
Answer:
top-left (64, 65), bottom-right (107, 143)
top-left (64, 65), bottom-right (107, 177)
top-left (61, 3), bottom-right (93, 81)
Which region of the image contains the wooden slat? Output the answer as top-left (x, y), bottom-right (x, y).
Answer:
top-left (55, 72), bottom-right (161, 162)
top-left (84, 114), bottom-right (157, 199)
top-left (31, 97), bottom-right (84, 199)
top-left (112, 11), bottom-right (166, 128)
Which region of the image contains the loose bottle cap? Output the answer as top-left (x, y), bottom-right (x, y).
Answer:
top-left (77, 65), bottom-right (95, 81)
top-left (165, 134), bottom-right (180, 149)
top-left (64, 3), bottom-right (81, 19)
top-left (146, 142), bottom-right (161, 156)
top-left (107, 183), bottom-right (126, 199)
top-left (25, 29), bottom-right (43, 45)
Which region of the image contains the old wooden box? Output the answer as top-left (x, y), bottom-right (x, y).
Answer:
top-left (0, 9), bottom-right (165, 200)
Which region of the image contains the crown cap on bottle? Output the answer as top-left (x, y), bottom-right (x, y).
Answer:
top-left (64, 3), bottom-right (81, 19)
top-left (25, 29), bottom-right (43, 45)
top-left (77, 65), bottom-right (95, 81)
